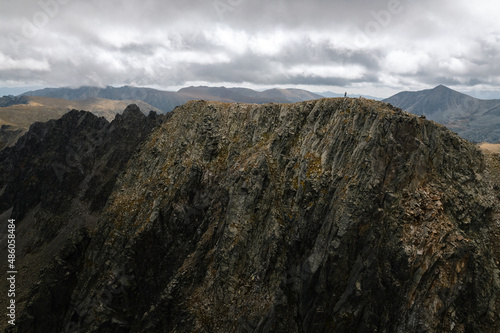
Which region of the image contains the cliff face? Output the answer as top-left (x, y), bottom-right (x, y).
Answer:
top-left (0, 105), bottom-right (167, 332)
top-left (1, 99), bottom-right (500, 332)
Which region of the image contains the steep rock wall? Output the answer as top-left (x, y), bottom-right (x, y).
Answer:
top-left (2, 98), bottom-right (500, 332)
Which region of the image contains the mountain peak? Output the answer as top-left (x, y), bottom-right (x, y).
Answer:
top-left (384, 85), bottom-right (500, 142)
top-left (122, 103), bottom-right (144, 119)
top-left (431, 84), bottom-right (459, 94)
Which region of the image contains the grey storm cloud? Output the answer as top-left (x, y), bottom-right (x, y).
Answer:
top-left (0, 0), bottom-right (500, 96)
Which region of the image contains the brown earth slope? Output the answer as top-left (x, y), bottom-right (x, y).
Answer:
top-left (480, 143), bottom-right (500, 154)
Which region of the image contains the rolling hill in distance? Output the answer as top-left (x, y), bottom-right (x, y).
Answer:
top-left (384, 85), bottom-right (500, 143)
top-left (176, 86), bottom-right (323, 104)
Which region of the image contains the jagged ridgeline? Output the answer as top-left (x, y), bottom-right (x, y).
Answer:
top-left (0, 99), bottom-right (499, 332)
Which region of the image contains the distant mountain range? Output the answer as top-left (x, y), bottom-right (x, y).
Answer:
top-left (384, 85), bottom-right (500, 143)
top-left (22, 86), bottom-right (324, 113)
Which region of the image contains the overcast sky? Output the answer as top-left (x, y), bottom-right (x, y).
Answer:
top-left (1, 0), bottom-right (499, 97)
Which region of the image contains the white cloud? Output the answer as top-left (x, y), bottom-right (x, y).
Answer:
top-left (162, 49), bottom-right (231, 65)
top-left (248, 31), bottom-right (292, 56)
top-left (0, 53), bottom-right (50, 71)
top-left (288, 64), bottom-right (366, 80)
top-left (383, 50), bottom-right (430, 74)
top-left (438, 57), bottom-right (469, 75)
top-left (0, 0), bottom-right (499, 96)
top-left (204, 27), bottom-right (250, 55)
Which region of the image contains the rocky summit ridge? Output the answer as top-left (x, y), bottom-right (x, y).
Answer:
top-left (0, 98), bottom-right (500, 332)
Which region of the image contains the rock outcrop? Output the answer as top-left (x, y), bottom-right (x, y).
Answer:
top-left (1, 99), bottom-right (499, 332)
top-left (0, 105), bottom-right (166, 332)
